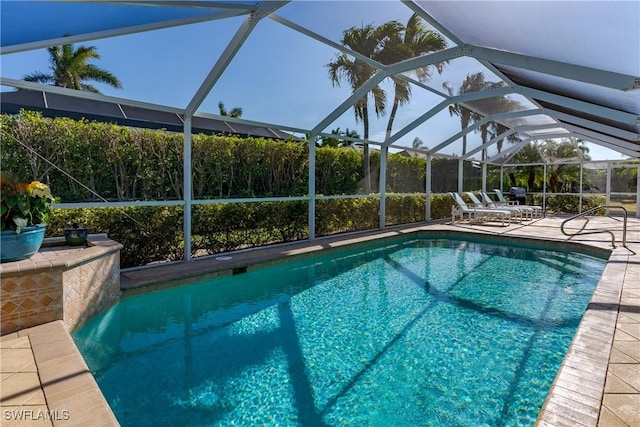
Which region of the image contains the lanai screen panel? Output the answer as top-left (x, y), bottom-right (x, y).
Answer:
top-left (0, 1), bottom-right (256, 52)
top-left (418, 1), bottom-right (637, 73)
top-left (2, 0), bottom-right (638, 161)
top-left (418, 0), bottom-right (640, 158)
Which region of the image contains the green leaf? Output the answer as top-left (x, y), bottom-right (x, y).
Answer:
top-left (4, 197), bottom-right (17, 208)
top-left (17, 198), bottom-right (30, 216)
top-left (12, 216), bottom-right (27, 233)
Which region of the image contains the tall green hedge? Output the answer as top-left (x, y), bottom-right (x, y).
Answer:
top-left (2, 111), bottom-right (407, 200)
top-left (1, 111), bottom-right (467, 200)
top-left (2, 111), bottom-right (459, 268)
top-left (2, 111), bottom-right (609, 268)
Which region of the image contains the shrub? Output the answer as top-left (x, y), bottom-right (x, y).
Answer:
top-left (191, 201), bottom-right (308, 255)
top-left (430, 193), bottom-right (455, 220)
top-left (533, 194), bottom-right (605, 214)
top-left (386, 195), bottom-right (426, 225)
top-left (315, 197), bottom-right (380, 237)
top-left (46, 194), bottom-right (461, 268)
top-left (47, 206), bottom-right (184, 267)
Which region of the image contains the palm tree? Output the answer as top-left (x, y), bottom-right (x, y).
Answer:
top-left (511, 142), bottom-right (544, 191)
top-left (24, 44), bottom-right (122, 93)
top-left (447, 104), bottom-right (479, 157)
top-left (477, 82), bottom-right (528, 159)
top-left (475, 80), bottom-right (506, 160)
top-left (327, 24), bottom-right (388, 192)
top-left (218, 102), bottom-right (242, 118)
top-left (320, 127), bottom-right (360, 148)
top-left (449, 72), bottom-right (521, 157)
top-left (378, 13), bottom-right (447, 140)
top-left (511, 139), bottom-right (590, 192)
top-left (412, 136), bottom-right (425, 156)
top-left (447, 73), bottom-right (488, 155)
top-left (540, 139), bottom-right (590, 192)
top-left (493, 122), bottom-right (525, 154)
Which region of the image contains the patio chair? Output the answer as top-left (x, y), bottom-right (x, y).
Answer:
top-left (450, 192), bottom-right (511, 226)
top-left (493, 189), bottom-right (543, 218)
top-left (464, 192), bottom-right (522, 223)
top-left (450, 192), bottom-right (477, 223)
top-left (481, 192), bottom-right (533, 220)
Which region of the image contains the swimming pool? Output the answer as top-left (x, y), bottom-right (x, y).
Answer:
top-left (73, 236), bottom-right (606, 426)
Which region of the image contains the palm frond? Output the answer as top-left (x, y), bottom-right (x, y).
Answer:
top-left (25, 43), bottom-right (122, 94)
top-left (23, 72), bottom-right (54, 84)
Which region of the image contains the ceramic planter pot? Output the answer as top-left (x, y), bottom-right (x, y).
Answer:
top-left (0, 224), bottom-right (46, 263)
top-left (64, 223), bottom-right (88, 246)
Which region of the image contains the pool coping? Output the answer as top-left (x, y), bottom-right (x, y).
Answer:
top-left (535, 243), bottom-right (626, 426)
top-left (120, 221), bottom-right (611, 293)
top-left (1, 321), bottom-right (120, 426)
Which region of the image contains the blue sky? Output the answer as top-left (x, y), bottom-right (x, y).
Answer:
top-left (0, 0), bottom-right (629, 160)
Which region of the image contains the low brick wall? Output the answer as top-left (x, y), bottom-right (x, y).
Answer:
top-left (0, 235), bottom-right (122, 335)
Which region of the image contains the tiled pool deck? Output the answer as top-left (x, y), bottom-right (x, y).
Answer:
top-left (1, 215), bottom-right (638, 426)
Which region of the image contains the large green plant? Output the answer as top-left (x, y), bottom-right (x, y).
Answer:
top-left (12, 111), bottom-right (608, 269)
top-left (45, 193), bottom-right (456, 268)
top-left (1, 177), bottom-right (55, 232)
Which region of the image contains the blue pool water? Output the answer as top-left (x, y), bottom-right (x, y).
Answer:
top-left (73, 237), bottom-right (606, 426)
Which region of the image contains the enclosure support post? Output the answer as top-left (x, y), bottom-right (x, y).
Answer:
top-left (183, 116), bottom-right (193, 262)
top-left (458, 159), bottom-right (464, 194)
top-left (379, 146), bottom-right (387, 228)
top-left (426, 154), bottom-right (432, 221)
top-left (500, 166), bottom-right (504, 192)
top-left (637, 165), bottom-right (640, 218)
top-left (636, 164), bottom-right (640, 218)
top-left (308, 133), bottom-right (317, 240)
top-left (606, 162), bottom-right (612, 215)
top-left (579, 161), bottom-right (583, 213)
top-left (543, 164), bottom-right (547, 213)
top-left (482, 163), bottom-right (487, 193)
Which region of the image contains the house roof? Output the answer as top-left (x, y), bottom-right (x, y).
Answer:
top-left (0, 90), bottom-right (298, 140)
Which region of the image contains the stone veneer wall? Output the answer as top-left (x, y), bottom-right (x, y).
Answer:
top-left (0, 236), bottom-right (122, 335)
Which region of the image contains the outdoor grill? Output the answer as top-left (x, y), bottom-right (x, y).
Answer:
top-left (509, 187), bottom-right (527, 205)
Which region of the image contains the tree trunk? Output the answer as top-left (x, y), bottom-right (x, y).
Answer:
top-left (528, 167), bottom-right (535, 191)
top-left (363, 104), bottom-right (371, 193)
top-left (385, 97), bottom-right (400, 140)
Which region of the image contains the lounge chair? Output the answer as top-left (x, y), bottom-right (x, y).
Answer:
top-left (450, 192), bottom-right (511, 226)
top-left (493, 189), bottom-right (543, 218)
top-left (450, 192), bottom-right (476, 223)
top-left (481, 192), bottom-right (533, 220)
top-left (464, 192), bottom-right (522, 223)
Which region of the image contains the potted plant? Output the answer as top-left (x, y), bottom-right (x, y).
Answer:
top-left (0, 175), bottom-right (55, 262)
top-left (64, 223), bottom-right (88, 246)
